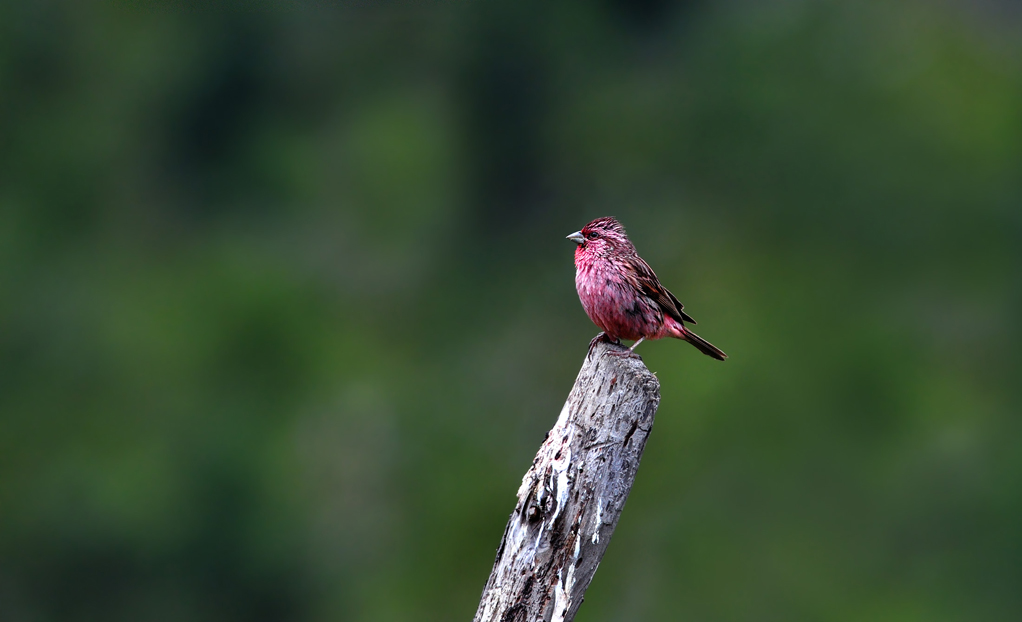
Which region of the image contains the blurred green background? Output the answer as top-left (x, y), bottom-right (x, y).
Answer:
top-left (1, 1), bottom-right (1020, 620)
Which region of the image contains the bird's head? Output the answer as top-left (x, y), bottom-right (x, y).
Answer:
top-left (567, 216), bottom-right (634, 258)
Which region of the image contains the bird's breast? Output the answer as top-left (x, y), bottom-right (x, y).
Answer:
top-left (575, 258), bottom-right (662, 340)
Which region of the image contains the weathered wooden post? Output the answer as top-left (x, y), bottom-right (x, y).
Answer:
top-left (473, 340), bottom-right (661, 622)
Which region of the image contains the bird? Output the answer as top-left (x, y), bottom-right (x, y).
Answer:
top-left (567, 216), bottom-right (727, 360)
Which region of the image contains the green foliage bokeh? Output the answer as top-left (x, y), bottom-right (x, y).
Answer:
top-left (1, 1), bottom-right (1020, 620)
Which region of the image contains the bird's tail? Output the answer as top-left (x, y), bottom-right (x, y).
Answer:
top-left (680, 327), bottom-right (727, 361)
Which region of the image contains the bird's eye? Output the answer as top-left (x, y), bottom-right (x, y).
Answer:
top-left (586, 232), bottom-right (598, 240)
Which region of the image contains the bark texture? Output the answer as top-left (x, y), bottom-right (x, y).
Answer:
top-left (473, 340), bottom-right (661, 622)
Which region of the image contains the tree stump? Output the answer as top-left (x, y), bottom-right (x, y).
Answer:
top-left (473, 340), bottom-right (661, 622)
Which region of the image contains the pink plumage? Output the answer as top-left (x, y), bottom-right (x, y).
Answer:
top-left (567, 217), bottom-right (727, 360)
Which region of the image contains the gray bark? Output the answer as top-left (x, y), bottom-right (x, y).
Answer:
top-left (473, 340), bottom-right (661, 622)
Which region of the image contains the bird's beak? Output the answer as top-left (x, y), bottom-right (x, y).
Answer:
top-left (566, 231), bottom-right (585, 245)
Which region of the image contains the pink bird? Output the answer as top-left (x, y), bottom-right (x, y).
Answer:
top-left (568, 217), bottom-right (727, 360)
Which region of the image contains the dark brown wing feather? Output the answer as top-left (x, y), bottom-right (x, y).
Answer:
top-left (624, 255), bottom-right (698, 325)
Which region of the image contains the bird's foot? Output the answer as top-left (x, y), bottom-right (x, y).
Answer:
top-left (601, 336), bottom-right (645, 359)
top-left (605, 347), bottom-right (641, 359)
top-left (587, 332), bottom-right (622, 360)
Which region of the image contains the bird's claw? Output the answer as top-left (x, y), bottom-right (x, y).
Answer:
top-left (587, 332), bottom-right (627, 360)
top-left (605, 347), bottom-right (641, 359)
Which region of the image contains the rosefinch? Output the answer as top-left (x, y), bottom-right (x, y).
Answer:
top-left (567, 216), bottom-right (727, 360)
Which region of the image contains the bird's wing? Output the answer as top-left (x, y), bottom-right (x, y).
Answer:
top-left (624, 255), bottom-right (698, 325)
